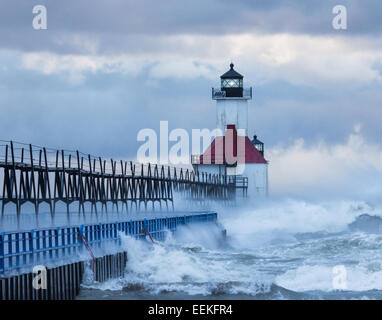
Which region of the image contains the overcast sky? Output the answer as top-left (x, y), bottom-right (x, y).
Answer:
top-left (0, 1), bottom-right (381, 201)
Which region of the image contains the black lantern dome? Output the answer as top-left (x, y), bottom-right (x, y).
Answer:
top-left (251, 135), bottom-right (264, 156)
top-left (220, 63), bottom-right (243, 97)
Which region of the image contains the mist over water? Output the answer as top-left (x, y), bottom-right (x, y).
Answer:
top-left (0, 194), bottom-right (203, 231)
top-left (77, 197), bottom-right (382, 300)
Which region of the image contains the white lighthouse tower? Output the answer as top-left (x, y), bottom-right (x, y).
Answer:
top-left (192, 63), bottom-right (269, 197)
top-left (215, 63), bottom-right (250, 136)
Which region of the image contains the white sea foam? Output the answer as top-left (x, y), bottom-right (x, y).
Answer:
top-left (81, 199), bottom-right (382, 298)
top-left (220, 199), bottom-right (380, 249)
top-left (276, 263), bottom-right (382, 292)
top-left (83, 224), bottom-right (273, 296)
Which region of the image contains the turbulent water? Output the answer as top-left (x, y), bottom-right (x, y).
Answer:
top-left (76, 199), bottom-right (382, 300)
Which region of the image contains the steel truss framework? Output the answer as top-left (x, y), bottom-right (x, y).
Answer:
top-left (0, 141), bottom-right (240, 222)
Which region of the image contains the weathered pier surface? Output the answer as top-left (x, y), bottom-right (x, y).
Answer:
top-left (0, 140), bottom-right (241, 225)
top-left (0, 212), bottom-right (217, 300)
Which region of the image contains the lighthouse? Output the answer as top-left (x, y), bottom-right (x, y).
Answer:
top-left (192, 63), bottom-right (269, 197)
top-left (215, 63), bottom-right (250, 136)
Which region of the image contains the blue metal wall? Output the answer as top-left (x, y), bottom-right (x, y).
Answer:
top-left (0, 211), bottom-right (217, 276)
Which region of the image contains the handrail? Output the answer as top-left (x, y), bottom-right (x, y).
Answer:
top-left (0, 140), bottom-right (239, 220)
top-left (0, 212), bottom-right (217, 276)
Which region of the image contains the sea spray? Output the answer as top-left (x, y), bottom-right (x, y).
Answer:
top-left (219, 199), bottom-right (379, 250)
top-left (78, 199), bottom-right (382, 299)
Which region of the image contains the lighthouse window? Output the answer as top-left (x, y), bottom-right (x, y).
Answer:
top-left (221, 78), bottom-right (242, 88)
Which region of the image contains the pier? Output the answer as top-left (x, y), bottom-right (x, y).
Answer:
top-left (0, 140), bottom-right (233, 300)
top-left (0, 140), bottom-right (242, 226)
top-left (0, 212), bottom-right (217, 300)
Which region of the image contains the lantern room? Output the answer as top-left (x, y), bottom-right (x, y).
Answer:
top-left (220, 63), bottom-right (244, 97)
top-left (251, 135), bottom-right (264, 157)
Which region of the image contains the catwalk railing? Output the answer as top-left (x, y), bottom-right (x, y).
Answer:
top-left (0, 141), bottom-right (239, 223)
top-left (0, 212), bottom-right (217, 276)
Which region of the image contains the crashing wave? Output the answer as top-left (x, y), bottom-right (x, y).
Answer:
top-left (348, 214), bottom-right (382, 233)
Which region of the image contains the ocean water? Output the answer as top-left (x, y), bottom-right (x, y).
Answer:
top-left (76, 199), bottom-right (382, 300)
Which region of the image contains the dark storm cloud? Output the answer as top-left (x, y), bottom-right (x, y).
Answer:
top-left (0, 62), bottom-right (215, 158)
top-left (1, 60), bottom-right (381, 159)
top-left (0, 0), bottom-right (380, 54)
top-left (0, 0), bottom-right (381, 160)
top-left (251, 81), bottom-right (382, 148)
